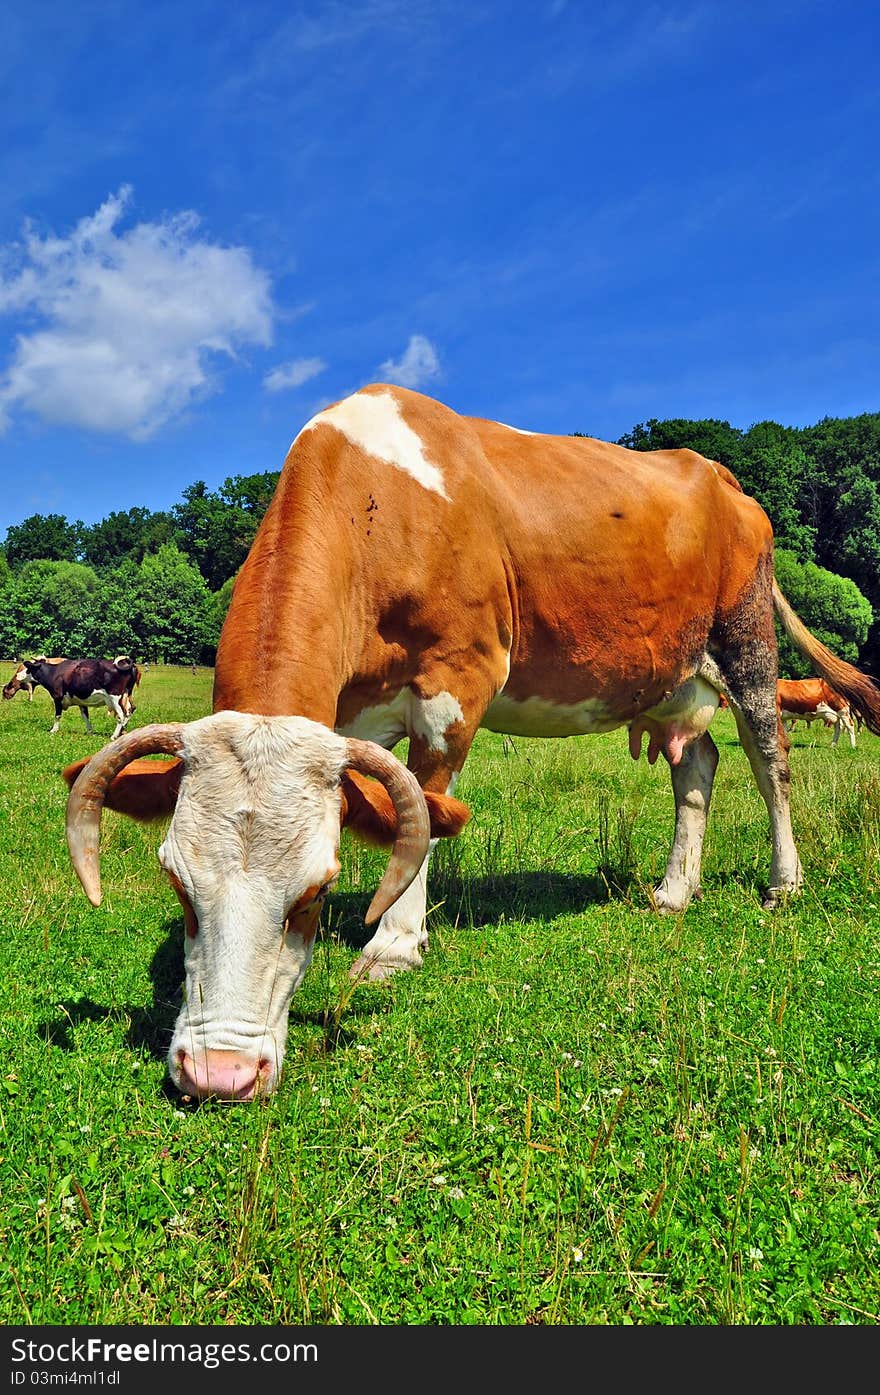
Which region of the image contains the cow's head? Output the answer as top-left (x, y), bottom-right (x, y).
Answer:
top-left (2, 663), bottom-right (28, 700)
top-left (63, 711), bottom-right (455, 1102)
top-left (4, 657), bottom-right (57, 699)
top-left (815, 702), bottom-right (837, 727)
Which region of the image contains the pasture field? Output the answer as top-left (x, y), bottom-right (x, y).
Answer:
top-left (1, 662), bottom-right (878, 1326)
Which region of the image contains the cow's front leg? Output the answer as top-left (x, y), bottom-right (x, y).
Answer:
top-left (50, 701), bottom-right (64, 735)
top-left (79, 704), bottom-right (95, 734)
top-left (349, 844), bottom-right (436, 981)
top-left (349, 679), bottom-right (485, 982)
top-left (654, 731), bottom-right (719, 913)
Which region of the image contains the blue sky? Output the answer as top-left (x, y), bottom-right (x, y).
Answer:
top-left (0, 0), bottom-right (878, 538)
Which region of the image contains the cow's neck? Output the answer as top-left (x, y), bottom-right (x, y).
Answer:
top-left (212, 495), bottom-right (347, 725)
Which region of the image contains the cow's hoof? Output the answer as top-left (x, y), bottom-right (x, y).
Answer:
top-left (348, 952), bottom-right (421, 983)
top-left (762, 887), bottom-right (799, 910)
top-left (651, 881), bottom-right (695, 915)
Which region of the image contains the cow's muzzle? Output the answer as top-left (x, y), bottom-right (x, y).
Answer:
top-left (174, 1048), bottom-right (275, 1102)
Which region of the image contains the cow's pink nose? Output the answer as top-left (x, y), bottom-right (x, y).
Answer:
top-left (176, 1049), bottom-right (273, 1101)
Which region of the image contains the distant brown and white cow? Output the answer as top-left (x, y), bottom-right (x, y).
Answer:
top-left (24, 657), bottom-right (140, 739)
top-left (777, 678), bottom-right (857, 748)
top-left (62, 384), bottom-right (880, 1101)
top-left (3, 657), bottom-right (65, 702)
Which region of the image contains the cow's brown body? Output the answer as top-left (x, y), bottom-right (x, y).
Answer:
top-left (215, 396), bottom-right (767, 746)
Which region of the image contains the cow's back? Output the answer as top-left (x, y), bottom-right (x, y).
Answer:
top-left (215, 384), bottom-right (773, 722)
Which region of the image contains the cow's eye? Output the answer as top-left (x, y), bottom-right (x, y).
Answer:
top-left (285, 877), bottom-right (337, 924)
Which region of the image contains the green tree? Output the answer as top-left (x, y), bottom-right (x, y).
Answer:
top-left (0, 560), bottom-right (100, 657)
top-left (774, 548), bottom-right (873, 677)
top-left (616, 417), bottom-right (745, 473)
top-left (81, 507), bottom-right (177, 570)
top-left (133, 544), bottom-right (213, 664)
top-left (738, 422), bottom-right (816, 559)
top-left (207, 572), bottom-right (239, 655)
top-left (220, 471), bottom-right (280, 515)
top-left (92, 559), bottom-right (144, 657)
top-left (172, 473), bottom-right (278, 590)
top-left (4, 513), bottom-right (83, 566)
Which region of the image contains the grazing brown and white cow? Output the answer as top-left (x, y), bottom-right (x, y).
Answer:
top-left (62, 384), bottom-right (880, 1100)
top-left (3, 657), bottom-right (65, 702)
top-left (25, 657), bottom-right (140, 739)
top-left (777, 678), bottom-right (857, 748)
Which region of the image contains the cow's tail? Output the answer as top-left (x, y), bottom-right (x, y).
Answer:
top-left (773, 580), bottom-right (880, 735)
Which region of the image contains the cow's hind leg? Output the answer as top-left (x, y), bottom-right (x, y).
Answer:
top-left (654, 731), bottom-right (719, 913)
top-left (724, 673), bottom-right (802, 907)
top-left (78, 704), bottom-right (95, 734)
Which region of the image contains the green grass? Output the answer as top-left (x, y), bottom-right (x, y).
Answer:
top-left (1, 662), bottom-right (878, 1325)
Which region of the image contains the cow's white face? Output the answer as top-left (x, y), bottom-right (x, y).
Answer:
top-left (65, 708), bottom-right (432, 1102)
top-left (158, 712), bottom-right (347, 1100)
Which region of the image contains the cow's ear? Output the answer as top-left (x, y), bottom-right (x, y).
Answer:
top-left (340, 770), bottom-right (470, 846)
top-left (62, 757), bottom-right (183, 822)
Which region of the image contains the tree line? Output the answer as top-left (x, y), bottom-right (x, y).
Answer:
top-left (0, 473), bottom-right (279, 664)
top-left (0, 409), bottom-right (878, 671)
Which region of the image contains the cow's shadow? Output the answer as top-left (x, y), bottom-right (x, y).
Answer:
top-left (37, 923), bottom-right (187, 1067)
top-left (328, 868), bottom-right (627, 949)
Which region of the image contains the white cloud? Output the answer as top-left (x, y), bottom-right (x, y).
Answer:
top-left (263, 356), bottom-right (326, 392)
top-left (0, 186), bottom-right (274, 439)
top-left (378, 333), bottom-right (441, 389)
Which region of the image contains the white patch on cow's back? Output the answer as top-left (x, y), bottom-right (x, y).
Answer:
top-left (482, 692), bottom-right (619, 738)
top-left (298, 391), bottom-right (450, 499)
top-left (495, 421), bottom-right (538, 435)
top-left (337, 687), bottom-right (465, 754)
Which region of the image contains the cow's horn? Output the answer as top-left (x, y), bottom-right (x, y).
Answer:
top-left (344, 739), bottom-right (431, 924)
top-left (66, 723), bottom-right (185, 907)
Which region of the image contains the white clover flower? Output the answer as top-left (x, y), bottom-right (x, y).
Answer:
top-left (430, 1174), bottom-right (447, 1188)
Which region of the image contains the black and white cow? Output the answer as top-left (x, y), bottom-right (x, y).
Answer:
top-left (22, 657), bottom-right (140, 738)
